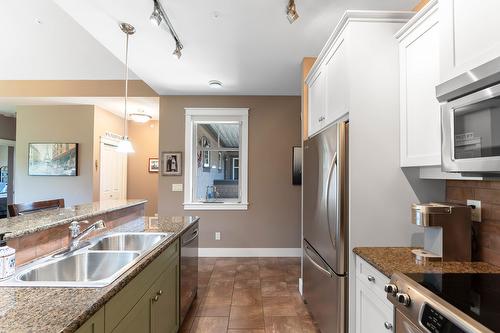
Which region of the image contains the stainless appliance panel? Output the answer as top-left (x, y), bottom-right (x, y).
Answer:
top-left (303, 240), bottom-right (346, 333)
top-left (395, 310), bottom-right (424, 333)
top-left (303, 122), bottom-right (347, 274)
top-left (441, 82), bottom-right (500, 174)
top-left (180, 222), bottom-right (199, 324)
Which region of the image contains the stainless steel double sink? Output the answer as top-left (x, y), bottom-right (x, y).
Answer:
top-left (0, 232), bottom-right (174, 288)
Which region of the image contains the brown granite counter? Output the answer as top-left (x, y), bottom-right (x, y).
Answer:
top-left (353, 247), bottom-right (500, 278)
top-left (0, 199), bottom-right (147, 240)
top-left (0, 215), bottom-right (199, 333)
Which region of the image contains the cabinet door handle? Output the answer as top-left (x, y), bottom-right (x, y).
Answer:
top-left (152, 295), bottom-right (159, 302)
top-left (157, 290), bottom-right (163, 296)
top-left (384, 322), bottom-right (393, 330)
top-left (367, 275), bottom-right (375, 283)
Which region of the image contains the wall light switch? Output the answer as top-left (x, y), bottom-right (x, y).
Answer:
top-left (215, 232), bottom-right (221, 240)
top-left (172, 184), bottom-right (183, 192)
top-left (467, 200), bottom-right (481, 222)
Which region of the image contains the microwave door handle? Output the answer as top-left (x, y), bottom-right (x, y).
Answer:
top-left (326, 152), bottom-right (337, 249)
top-left (304, 244), bottom-right (333, 278)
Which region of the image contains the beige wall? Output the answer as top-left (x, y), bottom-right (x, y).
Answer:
top-left (0, 115), bottom-right (16, 140)
top-left (159, 96), bottom-right (301, 248)
top-left (127, 121), bottom-right (159, 216)
top-left (15, 105), bottom-right (94, 206)
top-left (92, 106), bottom-right (124, 201)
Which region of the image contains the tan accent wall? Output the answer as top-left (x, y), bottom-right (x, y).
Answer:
top-left (446, 180), bottom-right (500, 266)
top-left (127, 120), bottom-right (159, 216)
top-left (0, 80), bottom-right (157, 97)
top-left (301, 57), bottom-right (316, 141)
top-left (0, 115), bottom-right (16, 140)
top-left (92, 106), bottom-right (124, 201)
top-left (15, 105), bottom-right (95, 207)
top-left (413, 0), bottom-right (430, 11)
top-left (158, 96), bottom-right (301, 248)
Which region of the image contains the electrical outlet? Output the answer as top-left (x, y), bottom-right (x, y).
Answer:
top-left (215, 232), bottom-right (221, 240)
top-left (172, 184), bottom-right (183, 192)
top-left (467, 200), bottom-right (481, 222)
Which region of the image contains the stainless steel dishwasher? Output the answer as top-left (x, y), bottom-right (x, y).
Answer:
top-left (180, 222), bottom-right (199, 324)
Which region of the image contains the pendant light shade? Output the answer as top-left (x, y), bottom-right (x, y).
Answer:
top-left (117, 137), bottom-right (135, 153)
top-left (118, 22), bottom-right (136, 154)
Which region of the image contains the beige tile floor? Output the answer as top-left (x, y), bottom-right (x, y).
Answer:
top-left (180, 257), bottom-right (320, 333)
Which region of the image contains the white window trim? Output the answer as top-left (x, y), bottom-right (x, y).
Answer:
top-left (184, 108), bottom-right (249, 211)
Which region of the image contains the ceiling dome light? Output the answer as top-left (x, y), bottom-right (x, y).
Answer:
top-left (130, 111), bottom-right (152, 123)
top-left (286, 0), bottom-right (299, 24)
top-left (208, 80), bottom-right (223, 88)
top-left (150, 3), bottom-right (162, 26)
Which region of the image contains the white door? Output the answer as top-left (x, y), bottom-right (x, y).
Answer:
top-left (399, 6), bottom-right (441, 167)
top-left (440, 0), bottom-right (500, 82)
top-left (355, 282), bottom-right (394, 333)
top-left (100, 141), bottom-right (127, 200)
top-left (308, 67), bottom-right (327, 136)
top-left (325, 36), bottom-right (349, 124)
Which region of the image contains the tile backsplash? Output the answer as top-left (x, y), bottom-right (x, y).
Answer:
top-left (446, 180), bottom-right (500, 266)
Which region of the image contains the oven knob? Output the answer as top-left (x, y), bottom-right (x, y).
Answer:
top-left (396, 292), bottom-right (411, 307)
top-left (384, 283), bottom-right (398, 294)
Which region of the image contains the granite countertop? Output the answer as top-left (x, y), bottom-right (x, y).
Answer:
top-left (353, 247), bottom-right (500, 278)
top-left (0, 199), bottom-right (147, 240)
top-left (0, 215), bottom-right (199, 333)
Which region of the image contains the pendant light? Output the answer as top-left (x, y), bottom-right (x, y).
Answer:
top-left (117, 22), bottom-right (136, 154)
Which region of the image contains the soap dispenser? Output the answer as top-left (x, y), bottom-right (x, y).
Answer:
top-left (0, 233), bottom-right (15, 279)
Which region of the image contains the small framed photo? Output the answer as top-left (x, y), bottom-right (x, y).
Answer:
top-left (162, 152), bottom-right (182, 176)
top-left (148, 158), bottom-right (159, 173)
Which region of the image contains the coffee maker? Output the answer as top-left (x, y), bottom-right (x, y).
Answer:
top-left (411, 202), bottom-right (472, 262)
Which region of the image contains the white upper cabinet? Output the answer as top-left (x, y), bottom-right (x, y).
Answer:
top-left (325, 36), bottom-right (349, 125)
top-left (397, 1), bottom-right (441, 167)
top-left (308, 65), bottom-right (327, 137)
top-left (440, 0), bottom-right (500, 82)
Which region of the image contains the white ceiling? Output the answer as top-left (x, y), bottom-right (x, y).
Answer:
top-left (2, 0), bottom-right (418, 95)
top-left (0, 97), bottom-right (159, 119)
top-left (0, 0), bottom-right (138, 80)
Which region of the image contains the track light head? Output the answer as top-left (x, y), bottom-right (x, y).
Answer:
top-left (286, 0), bottom-right (299, 24)
top-left (150, 3), bottom-right (162, 26)
top-left (173, 41), bottom-right (182, 59)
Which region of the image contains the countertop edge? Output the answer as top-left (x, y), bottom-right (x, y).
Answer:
top-left (63, 216), bottom-right (199, 333)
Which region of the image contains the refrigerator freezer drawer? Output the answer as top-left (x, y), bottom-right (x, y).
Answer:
top-left (303, 240), bottom-right (346, 333)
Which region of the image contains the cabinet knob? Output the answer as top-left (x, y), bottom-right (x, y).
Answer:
top-left (367, 275), bottom-right (375, 283)
top-left (157, 290), bottom-right (163, 296)
top-left (384, 322), bottom-right (393, 330)
top-left (152, 295), bottom-right (159, 302)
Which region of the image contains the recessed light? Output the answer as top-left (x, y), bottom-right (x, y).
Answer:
top-left (35, 18), bottom-right (43, 25)
top-left (208, 80), bottom-right (223, 89)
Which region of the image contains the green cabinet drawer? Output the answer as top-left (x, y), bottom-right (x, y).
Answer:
top-left (75, 308), bottom-right (104, 333)
top-left (151, 256), bottom-right (179, 333)
top-left (105, 239), bottom-right (179, 333)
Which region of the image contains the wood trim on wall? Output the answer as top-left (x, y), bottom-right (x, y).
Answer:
top-left (301, 57), bottom-right (316, 141)
top-left (0, 80), bottom-right (158, 97)
top-left (413, 0), bottom-right (430, 11)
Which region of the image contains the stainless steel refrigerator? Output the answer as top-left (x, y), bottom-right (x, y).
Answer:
top-left (303, 120), bottom-right (348, 333)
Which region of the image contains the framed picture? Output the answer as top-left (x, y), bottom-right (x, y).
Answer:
top-left (162, 152), bottom-right (182, 176)
top-left (148, 158), bottom-right (159, 173)
top-left (28, 143), bottom-right (78, 176)
top-left (292, 146), bottom-right (302, 186)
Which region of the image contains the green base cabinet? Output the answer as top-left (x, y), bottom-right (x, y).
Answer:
top-left (75, 308), bottom-right (104, 333)
top-left (76, 239), bottom-right (180, 333)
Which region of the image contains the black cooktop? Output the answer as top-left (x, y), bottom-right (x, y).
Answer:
top-left (406, 273), bottom-right (500, 333)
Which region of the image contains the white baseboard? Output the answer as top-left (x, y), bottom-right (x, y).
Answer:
top-left (299, 277), bottom-right (303, 295)
top-left (199, 248), bottom-right (302, 257)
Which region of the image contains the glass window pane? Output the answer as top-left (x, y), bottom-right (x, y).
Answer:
top-left (195, 123), bottom-right (240, 202)
top-left (453, 97), bottom-right (500, 159)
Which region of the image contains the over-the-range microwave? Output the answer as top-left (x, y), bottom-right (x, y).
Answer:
top-left (437, 57), bottom-right (500, 176)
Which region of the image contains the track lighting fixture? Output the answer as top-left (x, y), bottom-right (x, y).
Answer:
top-left (286, 0), bottom-right (299, 24)
top-left (150, 0), bottom-right (184, 59)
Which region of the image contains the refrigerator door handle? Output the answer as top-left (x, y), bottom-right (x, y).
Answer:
top-left (304, 244), bottom-right (333, 278)
top-left (325, 151), bottom-right (338, 249)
